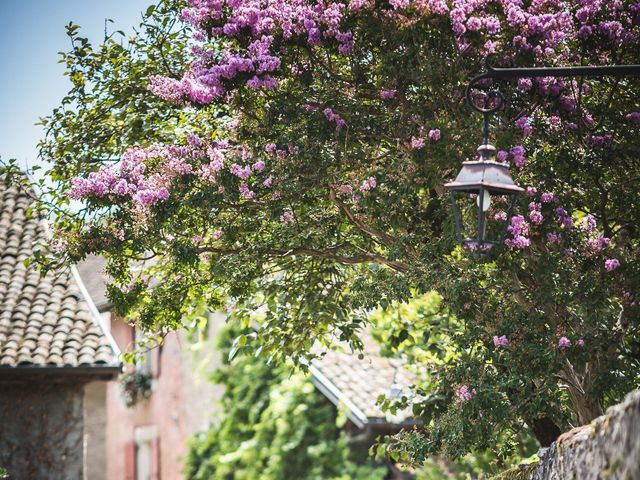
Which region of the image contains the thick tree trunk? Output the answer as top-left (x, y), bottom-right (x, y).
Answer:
top-left (565, 385), bottom-right (604, 425)
top-left (562, 359), bottom-right (604, 425)
top-left (529, 417), bottom-right (562, 447)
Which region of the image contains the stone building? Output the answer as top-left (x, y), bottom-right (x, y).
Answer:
top-left (311, 332), bottom-right (417, 430)
top-left (310, 332), bottom-right (418, 478)
top-left (76, 255), bottom-right (223, 480)
top-left (0, 178), bottom-right (120, 480)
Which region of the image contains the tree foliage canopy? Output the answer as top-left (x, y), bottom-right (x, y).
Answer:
top-left (20, 0), bottom-right (640, 461)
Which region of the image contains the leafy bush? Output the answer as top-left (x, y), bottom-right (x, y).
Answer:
top-left (184, 326), bottom-right (386, 480)
top-left (372, 293), bottom-right (539, 475)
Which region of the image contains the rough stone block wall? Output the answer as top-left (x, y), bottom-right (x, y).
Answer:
top-left (532, 389), bottom-right (640, 480)
top-left (494, 389), bottom-right (640, 480)
top-left (0, 381), bottom-right (84, 480)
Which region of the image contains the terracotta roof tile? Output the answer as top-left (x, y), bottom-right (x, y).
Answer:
top-left (0, 178), bottom-right (119, 369)
top-left (311, 331), bottom-right (416, 424)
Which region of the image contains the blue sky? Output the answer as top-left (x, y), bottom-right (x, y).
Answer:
top-left (0, 0), bottom-right (150, 171)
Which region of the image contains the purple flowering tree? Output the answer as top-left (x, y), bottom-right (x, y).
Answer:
top-left (21, 0), bottom-right (640, 463)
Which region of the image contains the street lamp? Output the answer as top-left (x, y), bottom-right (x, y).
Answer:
top-left (445, 143), bottom-right (523, 252)
top-left (446, 57), bottom-right (640, 253)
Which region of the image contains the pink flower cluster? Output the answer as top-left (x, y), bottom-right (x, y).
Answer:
top-left (359, 176), bottom-right (377, 192)
top-left (230, 163), bottom-right (253, 180)
top-left (239, 183), bottom-right (256, 200)
top-left (69, 146), bottom-right (172, 209)
top-left (547, 231), bottom-right (560, 244)
top-left (493, 210), bottom-right (507, 221)
top-left (510, 145), bottom-right (526, 168)
top-left (411, 136), bottom-right (425, 149)
top-left (456, 384), bottom-right (477, 403)
top-left (505, 215), bottom-right (530, 249)
top-left (69, 135), bottom-right (277, 209)
top-left (515, 116), bottom-right (533, 137)
top-left (513, 187), bottom-right (618, 254)
top-left (280, 210), bottom-right (294, 223)
top-left (379, 89), bottom-right (396, 100)
top-left (151, 0), bottom-right (357, 103)
top-left (557, 336), bottom-right (586, 349)
top-left (583, 214), bottom-right (597, 232)
top-left (198, 146), bottom-right (224, 183)
top-left (576, 215), bottom-right (614, 256)
top-left (540, 192), bottom-right (558, 203)
top-left (555, 207), bottom-right (573, 230)
top-left (447, 0), bottom-right (588, 56)
top-left (498, 145), bottom-right (528, 168)
top-left (323, 108), bottom-right (347, 130)
top-left (590, 134), bottom-right (613, 147)
top-left (528, 202), bottom-right (544, 225)
top-left (605, 258), bottom-right (620, 272)
top-left (145, 0), bottom-right (640, 115)
top-left (493, 335), bottom-right (509, 348)
top-left (148, 74), bottom-right (219, 105)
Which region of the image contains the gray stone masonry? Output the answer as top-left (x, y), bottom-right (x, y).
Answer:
top-left (0, 382), bottom-right (84, 480)
top-left (531, 389), bottom-right (640, 480)
top-left (494, 389), bottom-right (640, 480)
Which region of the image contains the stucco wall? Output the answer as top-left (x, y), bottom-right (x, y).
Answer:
top-left (183, 312), bottom-right (225, 436)
top-left (105, 312), bottom-right (224, 480)
top-left (106, 315), bottom-right (186, 480)
top-left (0, 381), bottom-right (84, 480)
top-left (84, 381), bottom-right (107, 480)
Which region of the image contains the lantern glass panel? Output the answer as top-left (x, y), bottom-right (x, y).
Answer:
top-left (449, 188), bottom-right (517, 253)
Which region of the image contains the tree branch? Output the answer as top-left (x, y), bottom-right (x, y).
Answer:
top-left (328, 187), bottom-right (418, 259)
top-left (197, 244), bottom-right (410, 272)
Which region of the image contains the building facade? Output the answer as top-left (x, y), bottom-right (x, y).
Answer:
top-left (0, 178), bottom-right (120, 480)
top-left (77, 256), bottom-right (223, 480)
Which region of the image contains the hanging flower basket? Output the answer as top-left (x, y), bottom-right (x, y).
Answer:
top-left (119, 370), bottom-right (152, 408)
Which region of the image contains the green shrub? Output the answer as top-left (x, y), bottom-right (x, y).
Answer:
top-left (184, 326), bottom-right (386, 480)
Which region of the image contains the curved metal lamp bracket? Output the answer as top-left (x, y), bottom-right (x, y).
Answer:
top-left (451, 58), bottom-right (640, 254)
top-left (465, 56), bottom-right (507, 144)
top-left (465, 56), bottom-right (505, 115)
top-left (465, 56), bottom-right (640, 144)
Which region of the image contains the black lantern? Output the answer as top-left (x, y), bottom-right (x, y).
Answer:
top-left (445, 143), bottom-right (523, 253)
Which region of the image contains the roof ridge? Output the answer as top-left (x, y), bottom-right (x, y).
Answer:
top-left (71, 266), bottom-right (122, 365)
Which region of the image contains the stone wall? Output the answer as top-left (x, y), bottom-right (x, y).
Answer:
top-left (494, 389), bottom-right (640, 480)
top-left (0, 381), bottom-right (84, 480)
top-left (532, 389), bottom-right (640, 480)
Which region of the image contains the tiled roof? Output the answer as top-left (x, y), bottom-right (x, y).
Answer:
top-left (311, 331), bottom-right (416, 427)
top-left (0, 178), bottom-right (120, 371)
